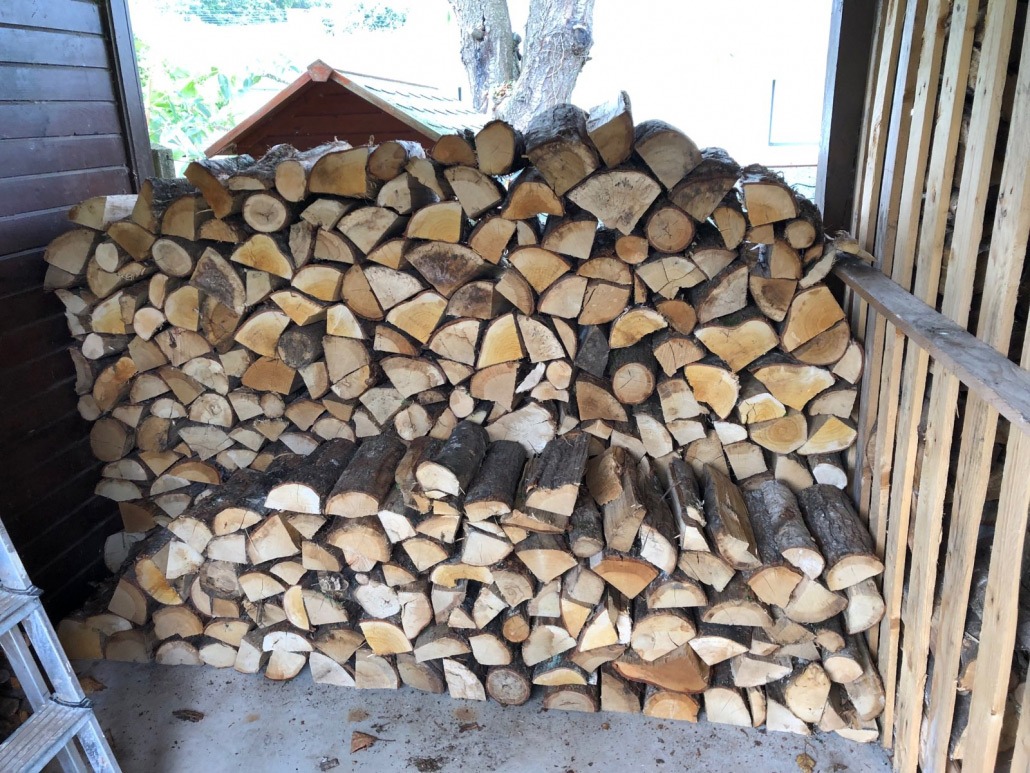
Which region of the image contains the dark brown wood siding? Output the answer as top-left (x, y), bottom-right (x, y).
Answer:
top-left (231, 81), bottom-right (432, 156)
top-left (0, 0), bottom-right (152, 617)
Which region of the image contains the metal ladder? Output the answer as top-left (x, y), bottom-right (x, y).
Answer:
top-left (0, 519), bottom-right (119, 772)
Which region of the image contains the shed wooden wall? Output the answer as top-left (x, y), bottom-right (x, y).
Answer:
top-left (0, 0), bottom-right (152, 616)
top-left (229, 81), bottom-right (431, 156)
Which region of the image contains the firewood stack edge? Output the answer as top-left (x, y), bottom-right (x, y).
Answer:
top-left (50, 93), bottom-right (884, 739)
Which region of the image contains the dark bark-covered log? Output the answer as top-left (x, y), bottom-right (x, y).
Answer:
top-left (575, 324), bottom-right (610, 378)
top-left (326, 433), bottom-right (407, 517)
top-left (745, 479), bottom-right (824, 579)
top-left (704, 662), bottom-right (751, 726)
top-left (416, 420), bottom-right (488, 498)
top-left (567, 492), bottom-right (604, 559)
top-left (798, 485), bottom-right (883, 590)
top-left (525, 104), bottom-right (600, 196)
top-left (463, 439), bottom-right (528, 521)
top-left (689, 620), bottom-right (750, 666)
top-left (523, 431), bottom-right (590, 516)
top-left (264, 438), bottom-right (355, 514)
top-left (276, 324), bottom-right (325, 369)
top-left (741, 485), bottom-right (809, 607)
top-left (635, 460), bottom-right (680, 574)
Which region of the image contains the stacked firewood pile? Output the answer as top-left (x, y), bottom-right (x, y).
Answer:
top-left (51, 95), bottom-right (883, 738)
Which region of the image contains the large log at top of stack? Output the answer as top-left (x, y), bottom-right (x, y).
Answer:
top-left (50, 93), bottom-right (884, 740)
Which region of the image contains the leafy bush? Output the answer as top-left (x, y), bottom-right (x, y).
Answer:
top-left (136, 39), bottom-right (265, 172)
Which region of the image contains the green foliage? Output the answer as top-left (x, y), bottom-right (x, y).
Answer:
top-left (344, 2), bottom-right (407, 31)
top-left (136, 39), bottom-right (265, 172)
top-left (184, 0), bottom-right (328, 26)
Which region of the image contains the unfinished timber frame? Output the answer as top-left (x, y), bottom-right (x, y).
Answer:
top-left (843, 0), bottom-right (1030, 770)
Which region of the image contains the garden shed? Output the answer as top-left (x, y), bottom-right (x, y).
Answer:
top-left (0, 1), bottom-right (1028, 772)
top-left (204, 59), bottom-right (488, 157)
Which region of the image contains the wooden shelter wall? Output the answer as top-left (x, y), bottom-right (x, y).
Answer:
top-left (0, 0), bottom-right (152, 617)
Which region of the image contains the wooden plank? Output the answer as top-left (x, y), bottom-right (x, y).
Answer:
top-left (0, 63), bottom-right (116, 102)
top-left (924, 16), bottom-right (1030, 767)
top-left (2, 465), bottom-right (104, 541)
top-left (0, 347), bottom-right (74, 409)
top-left (816, 0), bottom-right (879, 232)
top-left (1009, 674), bottom-right (1030, 772)
top-left (0, 382), bottom-right (78, 450)
top-left (0, 102), bottom-right (122, 140)
top-left (890, 2), bottom-right (1019, 768)
top-left (0, 249), bottom-right (47, 297)
top-left (0, 285), bottom-right (65, 333)
top-left (960, 413), bottom-right (1030, 769)
top-left (0, 2), bottom-right (103, 34)
top-left (874, 0), bottom-right (978, 746)
top-left (0, 135), bottom-right (127, 177)
top-left (834, 258), bottom-right (1030, 436)
top-left (105, 0), bottom-right (154, 187)
top-left (252, 131), bottom-right (428, 153)
top-left (0, 433), bottom-right (97, 517)
top-left (0, 166), bottom-right (130, 218)
top-left (0, 207), bottom-right (79, 256)
top-left (0, 311), bottom-right (70, 364)
top-left (0, 26), bottom-right (109, 68)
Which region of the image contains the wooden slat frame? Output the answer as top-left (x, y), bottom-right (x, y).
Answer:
top-left (872, 0), bottom-right (978, 747)
top-left (853, 0), bottom-right (909, 251)
top-left (889, 1), bottom-right (1019, 767)
top-left (923, 17), bottom-right (1030, 768)
top-left (853, 0), bottom-right (927, 526)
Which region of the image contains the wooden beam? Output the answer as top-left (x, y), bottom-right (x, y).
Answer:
top-left (103, 0), bottom-right (154, 188)
top-left (816, 0), bottom-right (878, 232)
top-left (834, 257), bottom-right (1030, 438)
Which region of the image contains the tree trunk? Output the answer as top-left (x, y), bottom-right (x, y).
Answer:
top-left (448, 0), bottom-right (596, 129)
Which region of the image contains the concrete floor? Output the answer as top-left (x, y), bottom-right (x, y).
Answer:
top-left (78, 660), bottom-right (893, 773)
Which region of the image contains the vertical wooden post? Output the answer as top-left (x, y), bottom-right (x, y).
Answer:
top-left (103, 0), bottom-right (155, 189)
top-left (816, 0), bottom-right (878, 232)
